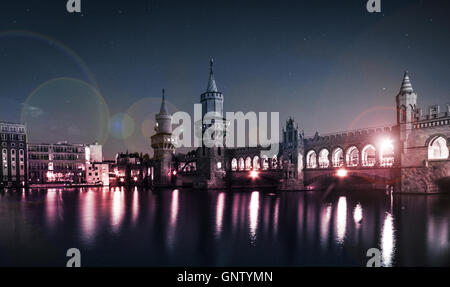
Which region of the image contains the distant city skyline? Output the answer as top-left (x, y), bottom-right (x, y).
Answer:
top-left (0, 0), bottom-right (449, 159)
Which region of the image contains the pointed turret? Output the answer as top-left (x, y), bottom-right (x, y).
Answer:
top-left (400, 71), bottom-right (414, 94)
top-left (206, 58), bottom-right (218, 92)
top-left (159, 89), bottom-right (169, 115)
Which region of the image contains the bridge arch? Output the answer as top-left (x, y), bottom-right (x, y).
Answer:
top-left (245, 156), bottom-right (252, 170)
top-left (231, 158), bottom-right (238, 171)
top-left (306, 150), bottom-right (317, 169)
top-left (253, 155), bottom-right (260, 170)
top-left (427, 135), bottom-right (449, 160)
top-left (332, 147), bottom-right (344, 167)
top-left (361, 144), bottom-right (376, 167)
top-left (305, 170), bottom-right (395, 188)
top-left (318, 148), bottom-right (330, 168)
top-left (238, 157), bottom-right (245, 171)
top-left (346, 146), bottom-right (359, 167)
top-left (379, 139), bottom-right (395, 167)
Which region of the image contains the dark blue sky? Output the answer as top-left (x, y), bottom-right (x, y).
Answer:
top-left (0, 0), bottom-right (449, 158)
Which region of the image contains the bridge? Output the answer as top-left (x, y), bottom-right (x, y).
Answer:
top-left (151, 70), bottom-right (450, 193)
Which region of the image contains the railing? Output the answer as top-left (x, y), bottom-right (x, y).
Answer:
top-left (305, 124), bottom-right (396, 141)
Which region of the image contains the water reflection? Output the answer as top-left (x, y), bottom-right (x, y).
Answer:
top-left (215, 192), bottom-right (225, 237)
top-left (111, 187), bottom-right (125, 232)
top-left (249, 191), bottom-right (259, 244)
top-left (1, 187), bottom-right (450, 266)
top-left (132, 187), bottom-right (139, 224)
top-left (167, 189), bottom-right (179, 249)
top-left (381, 212), bottom-right (395, 267)
top-left (81, 189), bottom-right (96, 243)
top-left (353, 203), bottom-right (363, 224)
top-left (335, 196), bottom-right (347, 244)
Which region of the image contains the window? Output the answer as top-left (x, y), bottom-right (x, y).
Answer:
top-left (428, 136), bottom-right (449, 160)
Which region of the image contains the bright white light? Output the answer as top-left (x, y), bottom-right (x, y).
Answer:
top-left (336, 168), bottom-right (348, 177)
top-left (381, 212), bottom-right (395, 267)
top-left (353, 203), bottom-right (363, 223)
top-left (381, 138), bottom-right (393, 151)
top-left (249, 191), bottom-right (259, 243)
top-left (249, 170), bottom-right (259, 179)
top-left (217, 162), bottom-right (222, 169)
top-left (336, 196), bottom-right (347, 244)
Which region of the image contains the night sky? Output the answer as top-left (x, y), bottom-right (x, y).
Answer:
top-left (0, 0), bottom-right (449, 159)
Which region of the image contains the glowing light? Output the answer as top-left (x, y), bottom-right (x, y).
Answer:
top-left (120, 178), bottom-right (124, 182)
top-left (133, 176), bottom-right (138, 181)
top-left (215, 193), bottom-right (225, 237)
top-left (336, 168), bottom-right (348, 177)
top-left (336, 196), bottom-right (347, 244)
top-left (381, 212), bottom-right (395, 266)
top-left (353, 203), bottom-right (363, 223)
top-left (249, 170), bottom-right (259, 179)
top-left (172, 170), bottom-right (177, 176)
top-left (381, 138), bottom-right (393, 151)
top-left (249, 191), bottom-right (259, 243)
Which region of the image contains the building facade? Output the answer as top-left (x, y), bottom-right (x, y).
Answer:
top-left (28, 141), bottom-right (86, 184)
top-left (0, 122), bottom-right (27, 187)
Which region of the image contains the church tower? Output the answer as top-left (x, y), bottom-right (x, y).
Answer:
top-left (151, 89), bottom-right (176, 186)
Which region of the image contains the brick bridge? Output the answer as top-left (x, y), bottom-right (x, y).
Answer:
top-left (158, 72), bottom-right (450, 193)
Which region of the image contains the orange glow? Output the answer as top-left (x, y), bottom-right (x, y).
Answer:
top-left (336, 168), bottom-right (348, 177)
top-left (249, 170), bottom-right (259, 179)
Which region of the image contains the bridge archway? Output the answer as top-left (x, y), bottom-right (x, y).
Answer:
top-left (306, 150), bottom-right (317, 168)
top-left (245, 156), bottom-right (252, 170)
top-left (346, 146), bottom-right (359, 167)
top-left (231, 158), bottom-right (237, 171)
top-left (305, 170), bottom-right (394, 190)
top-left (332, 147), bottom-right (344, 167)
top-left (238, 157), bottom-right (245, 171)
top-left (380, 139), bottom-right (395, 167)
top-left (253, 156), bottom-right (260, 170)
top-left (428, 135), bottom-right (449, 160)
top-left (362, 144), bottom-right (376, 167)
top-left (318, 148), bottom-right (330, 168)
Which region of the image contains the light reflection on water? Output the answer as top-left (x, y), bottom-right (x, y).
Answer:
top-left (0, 187), bottom-right (449, 266)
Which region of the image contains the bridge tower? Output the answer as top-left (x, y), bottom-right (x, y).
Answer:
top-left (278, 118), bottom-right (305, 190)
top-left (396, 71), bottom-right (417, 149)
top-left (194, 59), bottom-right (228, 189)
top-left (151, 90), bottom-right (176, 187)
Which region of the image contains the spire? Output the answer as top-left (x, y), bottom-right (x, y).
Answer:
top-left (159, 89), bottom-right (169, 114)
top-left (400, 71), bottom-right (414, 93)
top-left (206, 58), bottom-right (218, 92)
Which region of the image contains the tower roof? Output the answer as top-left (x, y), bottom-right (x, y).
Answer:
top-left (206, 58), bottom-right (218, 92)
top-left (159, 89), bottom-right (169, 115)
top-left (400, 71), bottom-right (414, 93)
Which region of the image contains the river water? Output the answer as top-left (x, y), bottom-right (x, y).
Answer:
top-left (0, 187), bottom-right (449, 266)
